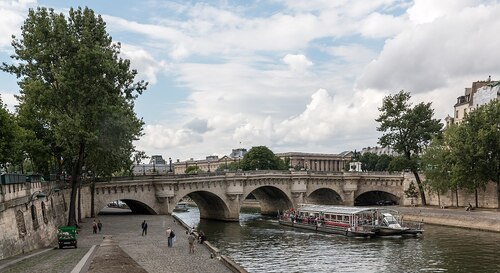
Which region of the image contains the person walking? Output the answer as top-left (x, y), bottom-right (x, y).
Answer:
top-left (188, 232), bottom-right (196, 253)
top-left (97, 220), bottom-right (103, 233)
top-left (166, 227), bottom-right (175, 247)
top-left (141, 220), bottom-right (148, 236)
top-left (92, 219), bottom-right (97, 234)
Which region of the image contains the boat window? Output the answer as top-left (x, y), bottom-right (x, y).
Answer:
top-left (384, 216), bottom-right (397, 225)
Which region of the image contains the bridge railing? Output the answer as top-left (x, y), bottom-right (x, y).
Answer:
top-left (92, 170), bottom-right (404, 184)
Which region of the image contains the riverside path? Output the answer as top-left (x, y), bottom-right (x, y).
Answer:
top-left (0, 208), bottom-right (234, 273)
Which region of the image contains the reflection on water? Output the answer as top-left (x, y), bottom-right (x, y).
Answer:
top-left (174, 207), bottom-right (500, 273)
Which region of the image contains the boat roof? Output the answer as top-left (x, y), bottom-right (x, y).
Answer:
top-left (298, 204), bottom-right (381, 215)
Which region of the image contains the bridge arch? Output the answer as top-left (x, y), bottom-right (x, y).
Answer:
top-left (306, 188), bottom-right (343, 205)
top-left (94, 191), bottom-right (159, 215)
top-left (243, 185), bottom-right (293, 216)
top-left (172, 190), bottom-right (234, 221)
top-left (354, 190), bottom-right (401, 206)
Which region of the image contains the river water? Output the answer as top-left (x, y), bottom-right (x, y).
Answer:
top-left (174, 207), bottom-right (500, 273)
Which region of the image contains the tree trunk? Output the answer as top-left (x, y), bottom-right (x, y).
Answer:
top-left (67, 142), bottom-right (85, 226)
top-left (90, 180), bottom-right (95, 218)
top-left (475, 187), bottom-right (478, 208)
top-left (77, 180), bottom-right (82, 222)
top-left (412, 171), bottom-right (426, 205)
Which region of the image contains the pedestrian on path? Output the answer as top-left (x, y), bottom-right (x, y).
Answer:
top-left (97, 219), bottom-right (103, 233)
top-left (188, 233), bottom-right (196, 253)
top-left (141, 220), bottom-right (148, 236)
top-left (92, 219), bottom-right (98, 234)
top-left (166, 227), bottom-right (175, 247)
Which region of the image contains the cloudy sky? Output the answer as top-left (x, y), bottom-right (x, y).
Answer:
top-left (1, 0), bottom-right (499, 162)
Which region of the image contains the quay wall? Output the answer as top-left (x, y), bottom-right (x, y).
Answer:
top-left (0, 182), bottom-right (92, 260)
top-left (173, 214), bottom-right (248, 273)
top-left (398, 207), bottom-right (500, 233)
top-left (403, 173), bottom-right (499, 208)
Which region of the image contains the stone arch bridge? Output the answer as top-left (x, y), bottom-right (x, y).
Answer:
top-left (94, 171), bottom-right (408, 221)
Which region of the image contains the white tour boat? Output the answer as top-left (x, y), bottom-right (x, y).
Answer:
top-left (279, 204), bottom-right (423, 238)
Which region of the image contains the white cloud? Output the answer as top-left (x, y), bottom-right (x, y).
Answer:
top-left (358, 12), bottom-right (410, 38)
top-left (283, 54), bottom-right (313, 72)
top-left (407, 0), bottom-right (479, 24)
top-left (0, 0), bottom-right (36, 49)
top-left (358, 3), bottom-right (500, 93)
top-left (120, 44), bottom-right (169, 85)
top-left (0, 92), bottom-right (18, 112)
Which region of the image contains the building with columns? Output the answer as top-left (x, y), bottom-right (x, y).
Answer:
top-left (275, 151), bottom-right (353, 172)
top-left (172, 148), bottom-right (247, 174)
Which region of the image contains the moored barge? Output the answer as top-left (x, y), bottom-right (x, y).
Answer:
top-left (279, 204), bottom-right (423, 238)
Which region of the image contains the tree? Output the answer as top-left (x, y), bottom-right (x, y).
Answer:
top-left (185, 166), bottom-right (200, 174)
top-left (376, 91), bottom-right (443, 205)
top-left (448, 100), bottom-right (500, 207)
top-left (421, 134), bottom-right (455, 206)
top-left (2, 7), bottom-right (146, 226)
top-left (0, 97), bottom-right (23, 170)
top-left (239, 146), bottom-right (286, 171)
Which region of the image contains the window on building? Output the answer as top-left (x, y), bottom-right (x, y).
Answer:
top-left (41, 202), bottom-right (48, 224)
top-left (16, 210), bottom-right (27, 238)
top-left (31, 204), bottom-right (39, 230)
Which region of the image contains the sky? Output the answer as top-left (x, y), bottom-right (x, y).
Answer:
top-left (1, 0), bottom-right (500, 162)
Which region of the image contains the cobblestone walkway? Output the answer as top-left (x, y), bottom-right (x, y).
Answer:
top-left (0, 209), bottom-right (233, 273)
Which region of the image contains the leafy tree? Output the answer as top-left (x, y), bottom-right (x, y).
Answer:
top-left (239, 146), bottom-right (286, 171)
top-left (448, 100), bottom-right (500, 207)
top-left (185, 166), bottom-right (200, 174)
top-left (375, 154), bottom-right (392, 171)
top-left (0, 97), bottom-right (24, 170)
top-left (421, 133), bottom-right (455, 206)
top-left (359, 152), bottom-right (379, 171)
top-left (376, 91), bottom-right (443, 205)
top-left (2, 7), bottom-right (146, 226)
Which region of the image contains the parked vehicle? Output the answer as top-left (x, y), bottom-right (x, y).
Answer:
top-left (57, 226), bottom-right (77, 249)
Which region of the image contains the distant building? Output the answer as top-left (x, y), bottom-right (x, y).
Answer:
top-left (275, 151), bottom-right (353, 171)
top-left (229, 148), bottom-right (247, 158)
top-left (446, 76), bottom-right (499, 126)
top-left (149, 155), bottom-right (166, 165)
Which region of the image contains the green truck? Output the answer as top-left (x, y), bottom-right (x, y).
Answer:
top-left (57, 226), bottom-right (77, 249)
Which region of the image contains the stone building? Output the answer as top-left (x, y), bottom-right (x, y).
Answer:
top-left (172, 148), bottom-right (247, 174)
top-left (275, 151), bottom-right (353, 171)
top-left (445, 76), bottom-right (499, 126)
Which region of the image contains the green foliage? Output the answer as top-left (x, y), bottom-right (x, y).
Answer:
top-left (447, 100), bottom-right (500, 205)
top-left (404, 181), bottom-right (419, 198)
top-left (185, 166), bottom-right (200, 174)
top-left (239, 146), bottom-right (287, 171)
top-left (0, 97), bottom-right (24, 169)
top-left (1, 7), bottom-right (146, 225)
top-left (358, 152), bottom-right (395, 171)
top-left (376, 90), bottom-right (442, 205)
top-left (421, 134), bottom-right (454, 195)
